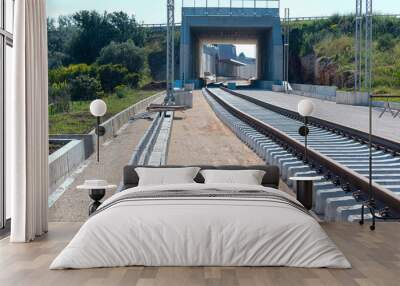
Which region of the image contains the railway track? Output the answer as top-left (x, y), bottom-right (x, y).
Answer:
top-left (203, 87), bottom-right (400, 222)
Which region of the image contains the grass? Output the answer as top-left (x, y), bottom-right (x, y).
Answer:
top-left (314, 35), bottom-right (400, 101)
top-left (49, 88), bottom-right (161, 134)
top-left (372, 96), bottom-right (400, 103)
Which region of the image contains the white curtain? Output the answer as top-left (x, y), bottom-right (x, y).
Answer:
top-left (8, 0), bottom-right (49, 242)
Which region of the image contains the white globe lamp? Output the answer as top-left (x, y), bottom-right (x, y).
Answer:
top-left (90, 99), bottom-right (107, 117)
top-left (90, 99), bottom-right (107, 162)
top-left (297, 99), bottom-right (315, 163)
top-left (298, 99), bottom-right (315, 117)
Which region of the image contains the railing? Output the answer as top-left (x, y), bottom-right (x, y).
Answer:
top-left (140, 13), bottom-right (400, 29)
top-left (181, 0), bottom-right (280, 10)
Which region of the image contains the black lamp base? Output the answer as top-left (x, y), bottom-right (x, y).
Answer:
top-left (88, 189), bottom-right (106, 215)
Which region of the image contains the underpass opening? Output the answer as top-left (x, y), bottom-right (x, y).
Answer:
top-left (180, 4), bottom-right (283, 89)
top-left (199, 41), bottom-right (258, 85)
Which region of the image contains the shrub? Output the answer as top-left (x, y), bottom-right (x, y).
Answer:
top-left (96, 64), bottom-right (129, 92)
top-left (124, 73), bottom-right (141, 88)
top-left (69, 75), bottom-right (103, 101)
top-left (48, 82), bottom-right (71, 113)
top-left (97, 40), bottom-right (145, 73)
top-left (115, 85), bottom-right (129, 98)
top-left (49, 82), bottom-right (70, 103)
top-left (49, 64), bottom-right (96, 84)
top-left (377, 34), bottom-right (396, 51)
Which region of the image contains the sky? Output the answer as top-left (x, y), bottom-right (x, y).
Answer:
top-left (236, 45), bottom-right (257, 59)
top-left (47, 0), bottom-right (400, 58)
top-left (47, 0), bottom-right (400, 24)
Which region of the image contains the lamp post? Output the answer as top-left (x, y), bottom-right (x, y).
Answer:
top-left (90, 99), bottom-right (107, 162)
top-left (297, 99), bottom-right (315, 163)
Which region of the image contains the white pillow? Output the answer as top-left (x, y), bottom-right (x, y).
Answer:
top-left (200, 169), bottom-right (266, 185)
top-left (135, 167), bottom-right (201, 186)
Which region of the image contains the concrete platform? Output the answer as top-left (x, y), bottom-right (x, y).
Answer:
top-left (239, 89), bottom-right (400, 143)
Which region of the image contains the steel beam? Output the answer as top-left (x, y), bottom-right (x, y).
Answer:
top-left (283, 8), bottom-right (290, 93)
top-left (365, 0), bottom-right (373, 201)
top-left (166, 0), bottom-right (175, 104)
top-left (354, 0), bottom-right (362, 94)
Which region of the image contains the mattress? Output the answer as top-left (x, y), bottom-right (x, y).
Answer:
top-left (50, 183), bottom-right (351, 269)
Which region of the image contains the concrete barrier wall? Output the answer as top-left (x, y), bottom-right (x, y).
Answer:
top-left (252, 80), bottom-right (280, 90)
top-left (90, 92), bottom-right (165, 143)
top-left (174, 90), bottom-right (193, 108)
top-left (291, 83), bottom-right (337, 102)
top-left (291, 84), bottom-right (400, 108)
top-left (49, 92), bottom-right (164, 194)
top-left (48, 139), bottom-right (85, 193)
top-left (272, 85), bottom-right (285, 92)
top-left (336, 91), bottom-right (369, 106)
top-left (50, 134), bottom-right (94, 159)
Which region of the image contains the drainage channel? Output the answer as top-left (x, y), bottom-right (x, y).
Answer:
top-left (128, 111), bottom-right (174, 166)
top-left (204, 88), bottom-right (400, 222)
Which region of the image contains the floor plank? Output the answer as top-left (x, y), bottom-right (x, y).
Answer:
top-left (1, 222), bottom-right (399, 286)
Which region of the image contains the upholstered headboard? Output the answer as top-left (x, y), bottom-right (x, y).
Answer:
top-left (122, 165), bottom-right (280, 190)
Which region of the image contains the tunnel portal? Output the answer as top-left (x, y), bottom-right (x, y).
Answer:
top-left (180, 6), bottom-right (283, 88)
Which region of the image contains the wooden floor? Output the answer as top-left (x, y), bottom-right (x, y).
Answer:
top-left (0, 222), bottom-right (399, 286)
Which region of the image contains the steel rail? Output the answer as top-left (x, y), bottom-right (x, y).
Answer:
top-left (220, 87), bottom-right (400, 156)
top-left (205, 87), bottom-right (400, 214)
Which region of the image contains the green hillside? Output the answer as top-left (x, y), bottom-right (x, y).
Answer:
top-left (288, 15), bottom-right (400, 96)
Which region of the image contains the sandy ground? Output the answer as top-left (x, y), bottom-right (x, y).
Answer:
top-left (168, 91), bottom-right (264, 166)
top-left (49, 118), bottom-right (151, 222)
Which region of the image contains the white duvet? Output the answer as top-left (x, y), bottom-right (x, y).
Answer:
top-left (50, 183), bottom-right (351, 269)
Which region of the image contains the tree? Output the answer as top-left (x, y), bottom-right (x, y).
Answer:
top-left (96, 64), bottom-right (129, 92)
top-left (238, 52), bottom-right (246, 59)
top-left (66, 11), bottom-right (146, 64)
top-left (97, 40), bottom-right (145, 73)
top-left (47, 16), bottom-right (76, 68)
top-left (148, 47), bottom-right (166, 81)
top-left (69, 75), bottom-right (103, 101)
top-left (68, 11), bottom-right (115, 63)
top-left (107, 12), bottom-right (146, 47)
top-left (146, 32), bottom-right (179, 81)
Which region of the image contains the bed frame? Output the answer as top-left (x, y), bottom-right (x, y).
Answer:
top-left (121, 165), bottom-right (280, 191)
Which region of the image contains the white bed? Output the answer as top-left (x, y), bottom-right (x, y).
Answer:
top-left (50, 183), bottom-right (351, 269)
